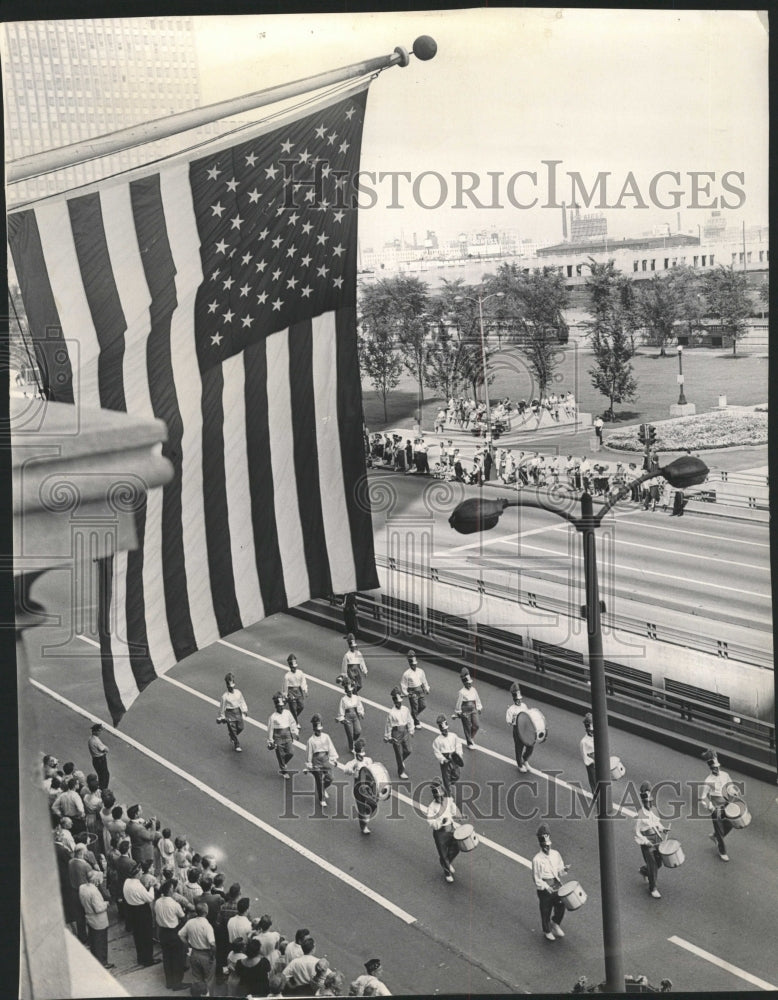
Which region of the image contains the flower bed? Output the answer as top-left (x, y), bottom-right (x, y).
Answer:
top-left (604, 411), bottom-right (768, 451)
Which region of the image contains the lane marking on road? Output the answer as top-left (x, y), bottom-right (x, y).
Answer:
top-left (521, 537), bottom-right (767, 573)
top-left (216, 638), bottom-right (637, 818)
top-left (655, 525), bottom-right (770, 548)
top-left (30, 676), bottom-right (417, 925)
top-left (668, 935), bottom-right (777, 991)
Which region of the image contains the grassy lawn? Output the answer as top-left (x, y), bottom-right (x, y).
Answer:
top-left (361, 344), bottom-right (769, 433)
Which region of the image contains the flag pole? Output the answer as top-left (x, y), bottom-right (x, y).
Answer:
top-left (7, 36), bottom-right (437, 184)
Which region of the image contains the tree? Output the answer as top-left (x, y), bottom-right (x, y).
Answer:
top-left (484, 263), bottom-right (569, 398)
top-left (357, 331), bottom-right (402, 423)
top-left (433, 278), bottom-right (496, 405)
top-left (704, 266), bottom-right (752, 356)
top-left (584, 260), bottom-right (639, 419)
top-left (636, 272), bottom-right (684, 355)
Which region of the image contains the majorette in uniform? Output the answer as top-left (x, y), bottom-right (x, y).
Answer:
top-left (217, 673), bottom-right (248, 752)
top-left (453, 668), bottom-right (482, 748)
top-left (532, 824), bottom-right (569, 941)
top-left (267, 693), bottom-right (299, 778)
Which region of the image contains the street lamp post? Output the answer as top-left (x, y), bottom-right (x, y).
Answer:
top-left (448, 454), bottom-right (709, 993)
top-left (676, 345), bottom-right (687, 406)
top-left (454, 291), bottom-right (505, 462)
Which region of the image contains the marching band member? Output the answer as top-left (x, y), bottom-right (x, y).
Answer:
top-left (341, 634), bottom-right (368, 694)
top-left (700, 749), bottom-right (734, 862)
top-left (383, 687), bottom-right (414, 779)
top-left (217, 673), bottom-right (249, 753)
top-left (635, 782), bottom-right (667, 898)
top-left (266, 694), bottom-right (299, 779)
top-left (400, 650), bottom-right (430, 727)
top-left (532, 825), bottom-right (569, 941)
top-left (281, 655), bottom-right (308, 724)
top-left (335, 679), bottom-right (365, 753)
top-left (431, 715), bottom-right (465, 796)
top-left (505, 683), bottom-right (532, 772)
top-left (342, 739), bottom-right (378, 835)
top-left (426, 781), bottom-right (464, 883)
top-left (453, 669), bottom-right (482, 749)
top-left (305, 715), bottom-right (339, 809)
top-left (580, 713), bottom-right (596, 792)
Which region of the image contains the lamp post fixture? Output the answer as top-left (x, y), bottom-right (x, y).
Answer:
top-left (454, 291), bottom-right (505, 461)
top-left (447, 455), bottom-right (709, 994)
top-left (676, 345), bottom-right (687, 406)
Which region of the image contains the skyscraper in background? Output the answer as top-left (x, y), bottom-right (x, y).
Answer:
top-left (3, 16), bottom-right (202, 203)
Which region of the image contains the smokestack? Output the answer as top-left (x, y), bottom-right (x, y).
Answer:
top-left (562, 202), bottom-right (568, 240)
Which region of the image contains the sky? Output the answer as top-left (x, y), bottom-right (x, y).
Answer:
top-left (192, 9), bottom-right (769, 249)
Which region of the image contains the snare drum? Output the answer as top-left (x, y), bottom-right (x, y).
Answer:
top-left (724, 800), bottom-right (751, 829)
top-left (453, 824), bottom-right (479, 852)
top-left (365, 762), bottom-right (391, 801)
top-left (517, 707), bottom-right (548, 746)
top-left (557, 881), bottom-right (587, 911)
top-left (609, 755), bottom-right (625, 780)
top-left (658, 839), bottom-right (685, 868)
top-left (723, 781), bottom-right (742, 802)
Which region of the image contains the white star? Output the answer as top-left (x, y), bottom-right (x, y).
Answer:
top-left (241, 315), bottom-right (254, 328)
top-left (230, 215), bottom-right (243, 230)
top-left (334, 176), bottom-right (347, 190)
top-left (211, 202), bottom-right (225, 217)
top-left (280, 139), bottom-right (295, 154)
top-left (229, 249), bottom-right (236, 259)
top-left (317, 264), bottom-right (329, 277)
top-left (272, 298), bottom-right (283, 311)
top-left (276, 205), bottom-right (285, 217)
top-left (301, 222), bottom-right (313, 235)
top-left (304, 190), bottom-right (315, 203)
top-left (272, 236), bottom-right (283, 249)
top-left (265, 164), bottom-right (279, 180)
top-left (207, 166), bottom-right (221, 181)
top-left (316, 233), bottom-right (329, 245)
top-left (318, 199), bottom-right (330, 211)
top-left (301, 254), bottom-right (312, 267)
top-left (288, 212), bottom-right (299, 226)
top-left (255, 259), bottom-right (267, 273)
top-left (215, 239), bottom-right (228, 254)
top-left (287, 276), bottom-right (298, 289)
top-left (258, 228), bottom-right (269, 240)
top-left (333, 276), bottom-right (344, 289)
top-left (226, 178), bottom-right (238, 193)
top-left (301, 285), bottom-right (313, 298)
top-left (327, 132), bottom-right (338, 145)
top-left (241, 252), bottom-right (252, 266)
top-left (207, 300), bottom-right (218, 314)
top-left (239, 284), bottom-right (250, 297)
top-left (332, 243), bottom-right (345, 257)
top-left (210, 270), bottom-right (220, 281)
top-left (333, 210), bottom-right (345, 223)
top-left (272, 268), bottom-right (282, 281)
top-left (339, 141), bottom-right (350, 154)
top-left (345, 107), bottom-right (355, 120)
top-left (299, 149), bottom-right (311, 163)
top-left (223, 277), bottom-right (234, 290)
top-left (248, 189), bottom-right (261, 204)
top-left (320, 164), bottom-right (331, 178)
top-left (286, 244), bottom-right (297, 258)
top-left (211, 331), bottom-right (223, 345)
top-left (314, 124), bottom-right (327, 139)
top-left (245, 152), bottom-right (257, 167)
top-left (257, 291), bottom-right (268, 304)
top-left (223, 309), bottom-right (234, 323)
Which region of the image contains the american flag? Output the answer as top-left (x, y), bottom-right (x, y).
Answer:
top-left (9, 82), bottom-right (379, 723)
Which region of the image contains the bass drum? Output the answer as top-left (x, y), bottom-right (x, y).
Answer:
top-left (364, 761), bottom-right (392, 801)
top-left (517, 707), bottom-right (548, 745)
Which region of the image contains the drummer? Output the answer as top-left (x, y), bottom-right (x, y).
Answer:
top-left (342, 739), bottom-right (379, 835)
top-left (634, 781), bottom-right (667, 898)
top-left (267, 693), bottom-right (299, 779)
top-left (341, 633), bottom-right (368, 694)
top-left (454, 669), bottom-right (483, 749)
top-left (580, 713), bottom-right (596, 792)
top-left (305, 715), bottom-right (339, 809)
top-left (217, 673), bottom-right (249, 753)
top-left (505, 682), bottom-right (532, 772)
top-left (432, 715), bottom-right (465, 796)
top-left (335, 679), bottom-right (366, 753)
top-left (383, 687), bottom-right (415, 779)
top-left (281, 654), bottom-right (308, 723)
top-left (700, 749), bottom-right (734, 862)
top-left (531, 824), bottom-right (569, 941)
top-left (400, 650), bottom-right (430, 727)
top-left (426, 781), bottom-right (464, 883)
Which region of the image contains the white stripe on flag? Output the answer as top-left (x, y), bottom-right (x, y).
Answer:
top-left (266, 329), bottom-right (310, 610)
top-left (111, 549), bottom-right (139, 709)
top-left (34, 200), bottom-right (101, 410)
top-left (101, 184), bottom-right (176, 678)
top-left (311, 313), bottom-right (357, 593)
top-left (221, 352), bottom-right (265, 627)
top-left (159, 164), bottom-right (221, 650)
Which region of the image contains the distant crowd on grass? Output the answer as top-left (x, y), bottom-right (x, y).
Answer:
top-left (45, 751), bottom-right (392, 997)
top-left (434, 392), bottom-right (578, 434)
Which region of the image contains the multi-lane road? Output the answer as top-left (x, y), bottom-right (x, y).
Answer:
top-left (28, 561), bottom-right (778, 995)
